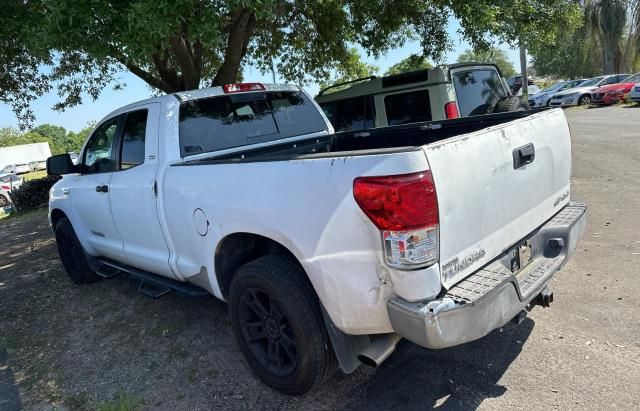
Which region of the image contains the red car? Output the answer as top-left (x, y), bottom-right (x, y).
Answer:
top-left (591, 73), bottom-right (640, 105)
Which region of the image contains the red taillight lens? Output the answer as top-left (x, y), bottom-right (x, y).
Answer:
top-left (353, 171), bottom-right (439, 231)
top-left (444, 102), bottom-right (459, 119)
top-left (1, 185), bottom-right (10, 190)
top-left (222, 83), bottom-right (266, 93)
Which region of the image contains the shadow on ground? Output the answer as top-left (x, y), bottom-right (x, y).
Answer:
top-left (0, 350), bottom-right (22, 411)
top-left (349, 320), bottom-right (533, 410)
top-left (0, 209), bottom-right (533, 409)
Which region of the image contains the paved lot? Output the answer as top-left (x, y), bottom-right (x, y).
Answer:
top-left (0, 105), bottom-right (639, 410)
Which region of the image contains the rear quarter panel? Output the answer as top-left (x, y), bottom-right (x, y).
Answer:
top-left (162, 149), bottom-right (440, 334)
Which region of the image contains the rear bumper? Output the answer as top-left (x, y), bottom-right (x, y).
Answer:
top-left (387, 202), bottom-right (586, 349)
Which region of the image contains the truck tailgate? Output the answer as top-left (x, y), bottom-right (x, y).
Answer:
top-left (424, 109), bottom-right (572, 288)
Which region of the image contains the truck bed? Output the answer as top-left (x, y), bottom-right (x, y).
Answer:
top-left (180, 109), bottom-right (549, 164)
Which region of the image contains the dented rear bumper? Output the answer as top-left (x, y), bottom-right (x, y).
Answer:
top-left (387, 202), bottom-right (587, 349)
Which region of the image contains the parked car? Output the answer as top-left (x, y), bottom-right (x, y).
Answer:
top-left (315, 63), bottom-right (524, 132)
top-left (507, 75), bottom-right (535, 94)
top-left (629, 82), bottom-right (640, 104)
top-left (528, 79), bottom-right (587, 107)
top-left (591, 73), bottom-right (640, 105)
top-left (0, 174), bottom-right (22, 208)
top-left (0, 189), bottom-right (11, 208)
top-left (47, 82), bottom-right (585, 395)
top-left (549, 74), bottom-right (630, 107)
top-left (0, 174), bottom-right (23, 190)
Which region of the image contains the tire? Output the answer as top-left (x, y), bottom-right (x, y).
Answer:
top-left (493, 96), bottom-right (531, 113)
top-left (229, 255), bottom-right (336, 395)
top-left (0, 194), bottom-right (8, 207)
top-left (54, 218), bottom-right (99, 284)
top-left (578, 94), bottom-right (591, 106)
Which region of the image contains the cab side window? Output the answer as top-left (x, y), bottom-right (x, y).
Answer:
top-left (120, 110), bottom-right (148, 169)
top-left (83, 117), bottom-right (119, 174)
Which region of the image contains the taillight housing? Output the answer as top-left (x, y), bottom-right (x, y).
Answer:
top-left (444, 101), bottom-right (459, 119)
top-left (1, 185), bottom-right (10, 190)
top-left (222, 83), bottom-right (266, 93)
top-left (353, 171), bottom-right (439, 269)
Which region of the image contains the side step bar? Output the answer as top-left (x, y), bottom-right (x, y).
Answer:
top-left (95, 258), bottom-right (210, 298)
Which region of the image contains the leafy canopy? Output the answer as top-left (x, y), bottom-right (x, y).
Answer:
top-left (0, 123), bottom-right (94, 155)
top-left (457, 48), bottom-right (517, 78)
top-left (1, 0), bottom-right (580, 128)
top-left (385, 54), bottom-right (433, 75)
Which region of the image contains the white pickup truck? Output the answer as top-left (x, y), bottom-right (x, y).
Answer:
top-left (47, 82), bottom-right (586, 395)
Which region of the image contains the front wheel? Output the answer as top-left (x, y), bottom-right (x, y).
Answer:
top-left (54, 218), bottom-right (99, 284)
top-left (229, 255), bottom-right (336, 395)
top-left (578, 95), bottom-right (591, 106)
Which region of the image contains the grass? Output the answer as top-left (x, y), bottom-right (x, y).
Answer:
top-left (0, 206), bottom-right (47, 224)
top-left (97, 393), bottom-right (143, 411)
top-left (22, 170), bottom-right (47, 181)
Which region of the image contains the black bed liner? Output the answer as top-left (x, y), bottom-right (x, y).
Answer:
top-left (175, 108), bottom-right (550, 166)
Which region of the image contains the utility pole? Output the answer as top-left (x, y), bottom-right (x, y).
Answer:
top-left (519, 42), bottom-right (528, 97)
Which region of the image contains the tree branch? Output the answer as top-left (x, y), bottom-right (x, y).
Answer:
top-left (212, 9), bottom-right (256, 86)
top-left (170, 29), bottom-right (200, 90)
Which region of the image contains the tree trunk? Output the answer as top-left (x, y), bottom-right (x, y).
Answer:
top-left (519, 43), bottom-right (528, 97)
top-left (212, 9), bottom-right (256, 86)
top-left (602, 42), bottom-right (615, 74)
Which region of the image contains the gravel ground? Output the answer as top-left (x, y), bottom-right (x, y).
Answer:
top-left (1, 105), bottom-right (639, 410)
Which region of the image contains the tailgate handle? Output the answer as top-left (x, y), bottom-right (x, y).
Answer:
top-left (513, 143), bottom-right (535, 169)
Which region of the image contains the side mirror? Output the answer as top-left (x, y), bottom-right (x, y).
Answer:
top-left (47, 154), bottom-right (77, 176)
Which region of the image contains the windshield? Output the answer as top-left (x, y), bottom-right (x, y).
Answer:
top-left (623, 73), bottom-right (640, 83)
top-left (578, 77), bottom-right (604, 87)
top-left (179, 91), bottom-right (327, 157)
top-left (541, 82), bottom-right (568, 93)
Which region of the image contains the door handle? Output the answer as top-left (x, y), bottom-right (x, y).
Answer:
top-left (513, 143), bottom-right (535, 169)
top-left (95, 185), bottom-right (109, 193)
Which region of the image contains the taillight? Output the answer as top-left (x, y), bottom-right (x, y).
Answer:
top-left (354, 171), bottom-right (439, 269)
top-left (444, 102), bottom-right (459, 119)
top-left (1, 185), bottom-right (10, 190)
top-left (222, 83), bottom-right (266, 93)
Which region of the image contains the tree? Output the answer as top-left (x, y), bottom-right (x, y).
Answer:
top-left (2, 0), bottom-right (581, 128)
top-left (318, 49), bottom-right (378, 95)
top-left (587, 0), bottom-right (640, 74)
top-left (65, 122), bottom-right (96, 153)
top-left (385, 54), bottom-right (433, 75)
top-left (457, 48), bottom-right (517, 78)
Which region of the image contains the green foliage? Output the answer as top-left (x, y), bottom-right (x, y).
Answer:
top-left (0, 122), bottom-right (93, 155)
top-left (318, 48), bottom-right (378, 94)
top-left (531, 25), bottom-right (596, 79)
top-left (1, 0), bottom-right (581, 128)
top-left (385, 54), bottom-right (433, 75)
top-left (457, 48), bottom-right (517, 77)
top-left (8, 176), bottom-right (61, 211)
top-left (531, 0), bottom-right (640, 78)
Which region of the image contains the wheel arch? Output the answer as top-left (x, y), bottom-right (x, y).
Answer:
top-left (214, 232), bottom-right (310, 300)
top-left (50, 208), bottom-right (68, 229)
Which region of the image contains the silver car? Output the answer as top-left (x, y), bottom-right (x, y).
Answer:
top-left (528, 79), bottom-right (586, 108)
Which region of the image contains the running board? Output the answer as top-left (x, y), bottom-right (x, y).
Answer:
top-left (96, 258), bottom-right (210, 298)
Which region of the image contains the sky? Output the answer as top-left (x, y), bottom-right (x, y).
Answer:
top-left (0, 19), bottom-right (522, 132)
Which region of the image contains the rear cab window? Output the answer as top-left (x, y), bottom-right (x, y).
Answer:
top-left (179, 91), bottom-right (327, 157)
top-left (452, 68), bottom-right (508, 117)
top-left (383, 90), bottom-right (432, 126)
top-left (319, 96), bottom-right (375, 132)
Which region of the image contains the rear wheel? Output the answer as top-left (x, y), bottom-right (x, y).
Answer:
top-left (493, 96), bottom-right (530, 113)
top-left (0, 194), bottom-right (8, 207)
top-left (54, 218), bottom-right (99, 284)
top-left (229, 255), bottom-right (336, 395)
top-left (578, 94), bottom-right (591, 106)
